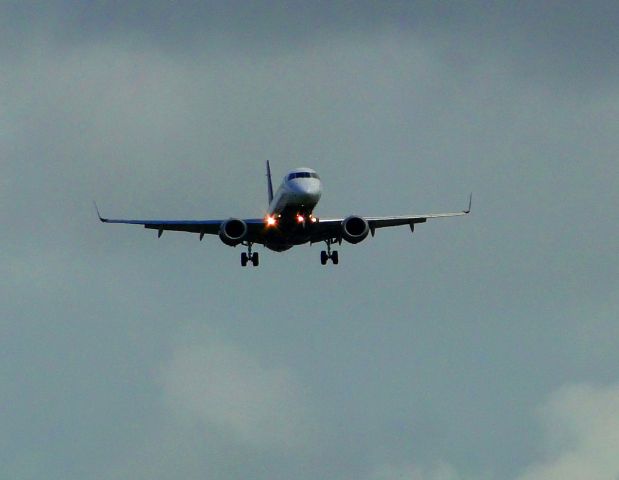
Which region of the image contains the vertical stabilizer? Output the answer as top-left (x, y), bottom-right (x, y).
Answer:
top-left (266, 160), bottom-right (274, 204)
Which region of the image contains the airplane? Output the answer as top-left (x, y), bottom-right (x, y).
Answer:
top-left (96, 162), bottom-right (471, 266)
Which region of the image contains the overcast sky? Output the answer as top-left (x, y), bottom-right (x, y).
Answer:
top-left (2, 2), bottom-right (619, 479)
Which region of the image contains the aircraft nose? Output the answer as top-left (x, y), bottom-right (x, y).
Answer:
top-left (291, 178), bottom-right (320, 196)
top-left (290, 179), bottom-right (321, 200)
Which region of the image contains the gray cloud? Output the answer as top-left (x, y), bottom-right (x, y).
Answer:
top-left (2, 2), bottom-right (619, 480)
top-left (158, 335), bottom-right (312, 449)
top-left (365, 462), bottom-right (467, 480)
top-left (4, 1), bottom-right (619, 89)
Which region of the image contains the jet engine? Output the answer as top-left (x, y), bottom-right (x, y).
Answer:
top-left (219, 218), bottom-right (248, 246)
top-left (341, 215), bottom-right (370, 244)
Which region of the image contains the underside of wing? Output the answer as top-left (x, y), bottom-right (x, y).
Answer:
top-left (367, 194), bottom-right (472, 229)
top-left (366, 210), bottom-right (468, 229)
top-left (309, 195), bottom-right (471, 243)
top-left (98, 215), bottom-right (224, 234)
top-left (96, 205), bottom-right (266, 240)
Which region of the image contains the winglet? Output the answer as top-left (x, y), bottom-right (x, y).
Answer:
top-left (93, 201), bottom-right (107, 222)
top-left (266, 160), bottom-right (274, 204)
top-left (463, 193), bottom-right (472, 214)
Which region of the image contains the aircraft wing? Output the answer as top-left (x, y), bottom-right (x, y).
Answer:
top-left (95, 204), bottom-right (265, 239)
top-left (365, 209), bottom-right (470, 228)
top-left (310, 195), bottom-right (471, 242)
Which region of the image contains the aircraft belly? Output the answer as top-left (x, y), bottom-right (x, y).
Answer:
top-left (265, 244), bottom-right (293, 252)
top-left (261, 229), bottom-right (312, 252)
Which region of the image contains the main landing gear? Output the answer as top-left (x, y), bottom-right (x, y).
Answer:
top-left (241, 242), bottom-right (259, 267)
top-left (320, 239), bottom-right (339, 265)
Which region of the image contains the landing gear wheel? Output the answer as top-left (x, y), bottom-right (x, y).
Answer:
top-left (331, 250), bottom-right (339, 265)
top-left (320, 240), bottom-right (340, 265)
top-left (241, 242), bottom-right (259, 267)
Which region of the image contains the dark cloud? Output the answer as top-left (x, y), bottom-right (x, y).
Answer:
top-left (4, 1), bottom-right (619, 89)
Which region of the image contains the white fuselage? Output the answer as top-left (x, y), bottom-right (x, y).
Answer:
top-left (268, 167), bottom-right (322, 216)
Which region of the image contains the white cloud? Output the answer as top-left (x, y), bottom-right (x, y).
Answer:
top-left (362, 382), bottom-right (619, 480)
top-left (516, 383), bottom-right (619, 480)
top-left (158, 339), bottom-right (311, 450)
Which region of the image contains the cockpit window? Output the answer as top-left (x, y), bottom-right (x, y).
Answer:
top-left (287, 172), bottom-right (320, 181)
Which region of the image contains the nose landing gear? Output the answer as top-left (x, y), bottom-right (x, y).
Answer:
top-left (320, 239), bottom-right (339, 265)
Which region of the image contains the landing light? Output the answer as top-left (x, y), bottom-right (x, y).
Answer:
top-left (297, 214), bottom-right (305, 223)
top-left (266, 216), bottom-right (277, 226)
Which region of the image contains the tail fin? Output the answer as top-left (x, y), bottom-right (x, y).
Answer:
top-left (266, 160), bottom-right (274, 204)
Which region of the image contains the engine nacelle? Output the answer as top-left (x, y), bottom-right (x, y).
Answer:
top-left (219, 218), bottom-right (248, 246)
top-left (341, 215), bottom-right (370, 244)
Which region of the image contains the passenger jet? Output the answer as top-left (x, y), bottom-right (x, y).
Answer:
top-left (97, 162), bottom-right (471, 266)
